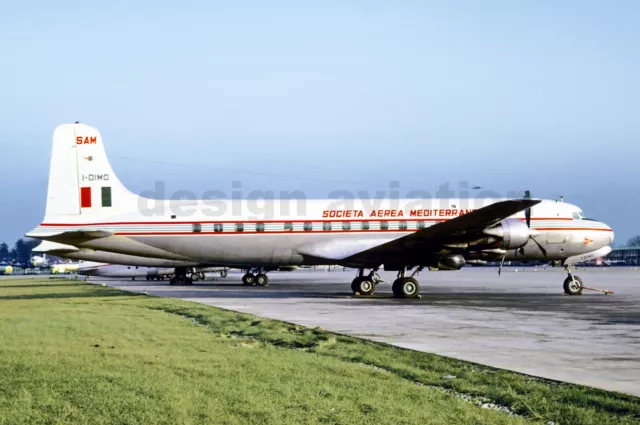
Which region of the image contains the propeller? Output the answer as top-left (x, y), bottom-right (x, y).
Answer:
top-left (498, 190), bottom-right (546, 276)
top-left (522, 190), bottom-right (547, 258)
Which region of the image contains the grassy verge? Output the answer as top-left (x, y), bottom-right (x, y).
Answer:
top-left (0, 278), bottom-right (637, 424)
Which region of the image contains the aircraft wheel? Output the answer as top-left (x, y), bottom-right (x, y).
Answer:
top-left (190, 272), bottom-right (200, 282)
top-left (563, 276), bottom-right (583, 296)
top-left (255, 273), bottom-right (269, 287)
top-left (199, 272), bottom-right (206, 281)
top-left (132, 277), bottom-right (136, 281)
top-left (352, 277), bottom-right (375, 296)
top-left (169, 276), bottom-right (176, 285)
top-left (242, 273), bottom-right (255, 286)
top-left (220, 270), bottom-right (228, 278)
top-left (146, 276), bottom-right (150, 281)
top-left (392, 277), bottom-right (420, 298)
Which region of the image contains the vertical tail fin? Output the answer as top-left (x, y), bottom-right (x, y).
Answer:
top-left (45, 123), bottom-right (138, 220)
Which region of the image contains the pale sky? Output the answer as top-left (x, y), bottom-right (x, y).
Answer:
top-left (0, 0), bottom-right (638, 244)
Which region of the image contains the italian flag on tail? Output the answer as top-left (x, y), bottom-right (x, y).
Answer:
top-left (80, 187), bottom-right (112, 208)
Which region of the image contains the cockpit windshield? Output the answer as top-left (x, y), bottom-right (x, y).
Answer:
top-left (572, 211), bottom-right (595, 220)
top-left (574, 210), bottom-right (599, 221)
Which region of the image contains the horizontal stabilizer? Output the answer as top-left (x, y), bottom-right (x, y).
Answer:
top-left (26, 230), bottom-right (113, 244)
top-left (32, 240), bottom-right (80, 253)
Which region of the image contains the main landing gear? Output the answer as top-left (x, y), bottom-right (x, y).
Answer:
top-left (351, 268), bottom-right (419, 298)
top-left (169, 267), bottom-right (193, 286)
top-left (351, 269), bottom-right (377, 296)
top-left (242, 268), bottom-right (269, 287)
top-left (391, 267), bottom-right (422, 299)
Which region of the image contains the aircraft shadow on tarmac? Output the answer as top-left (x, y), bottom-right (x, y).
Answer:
top-left (109, 280), bottom-right (640, 323)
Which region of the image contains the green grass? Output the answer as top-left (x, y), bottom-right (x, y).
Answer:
top-left (0, 279), bottom-right (637, 425)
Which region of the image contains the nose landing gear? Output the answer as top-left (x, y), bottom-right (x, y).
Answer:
top-left (562, 265), bottom-right (614, 295)
top-left (563, 266), bottom-right (583, 296)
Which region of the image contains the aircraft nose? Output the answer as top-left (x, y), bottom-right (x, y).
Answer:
top-left (600, 222), bottom-right (614, 245)
top-left (609, 226), bottom-right (615, 244)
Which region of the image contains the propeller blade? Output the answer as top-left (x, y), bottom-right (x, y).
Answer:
top-left (531, 236), bottom-right (548, 258)
top-left (524, 190), bottom-right (532, 228)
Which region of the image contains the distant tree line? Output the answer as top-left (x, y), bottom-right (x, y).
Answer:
top-left (628, 235), bottom-right (640, 248)
top-left (0, 238), bottom-right (41, 264)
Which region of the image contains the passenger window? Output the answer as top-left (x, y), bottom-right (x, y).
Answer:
top-left (323, 222), bottom-right (332, 231)
top-left (214, 223), bottom-right (223, 232)
top-left (380, 221), bottom-right (389, 230)
top-left (236, 223), bottom-right (244, 232)
top-left (361, 221), bottom-right (369, 230)
top-left (192, 223), bottom-right (202, 233)
top-left (342, 222), bottom-right (351, 231)
top-left (284, 222), bottom-right (293, 231)
top-left (417, 221), bottom-right (425, 229)
top-left (256, 223), bottom-right (265, 232)
top-left (304, 222), bottom-right (312, 231)
top-left (399, 221), bottom-right (407, 230)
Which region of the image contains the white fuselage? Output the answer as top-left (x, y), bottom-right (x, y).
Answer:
top-left (30, 198), bottom-right (614, 267)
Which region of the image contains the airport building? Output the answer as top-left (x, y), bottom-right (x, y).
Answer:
top-left (605, 247), bottom-right (640, 265)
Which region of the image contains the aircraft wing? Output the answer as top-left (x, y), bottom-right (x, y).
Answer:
top-left (299, 199), bottom-right (540, 264)
top-left (346, 199), bottom-right (540, 263)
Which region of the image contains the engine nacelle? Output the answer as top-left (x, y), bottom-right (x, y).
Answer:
top-left (483, 218), bottom-right (530, 250)
top-left (437, 254), bottom-right (466, 270)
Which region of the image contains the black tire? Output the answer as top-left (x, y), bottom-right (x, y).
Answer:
top-left (391, 278), bottom-right (402, 297)
top-left (351, 277), bottom-right (361, 293)
top-left (199, 272), bottom-right (206, 281)
top-left (563, 276), bottom-right (583, 295)
top-left (220, 270), bottom-right (228, 278)
top-left (358, 278), bottom-right (375, 296)
top-left (393, 277), bottom-right (420, 298)
top-left (169, 276), bottom-right (176, 285)
top-left (242, 273), bottom-right (255, 286)
top-left (255, 273), bottom-right (269, 287)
